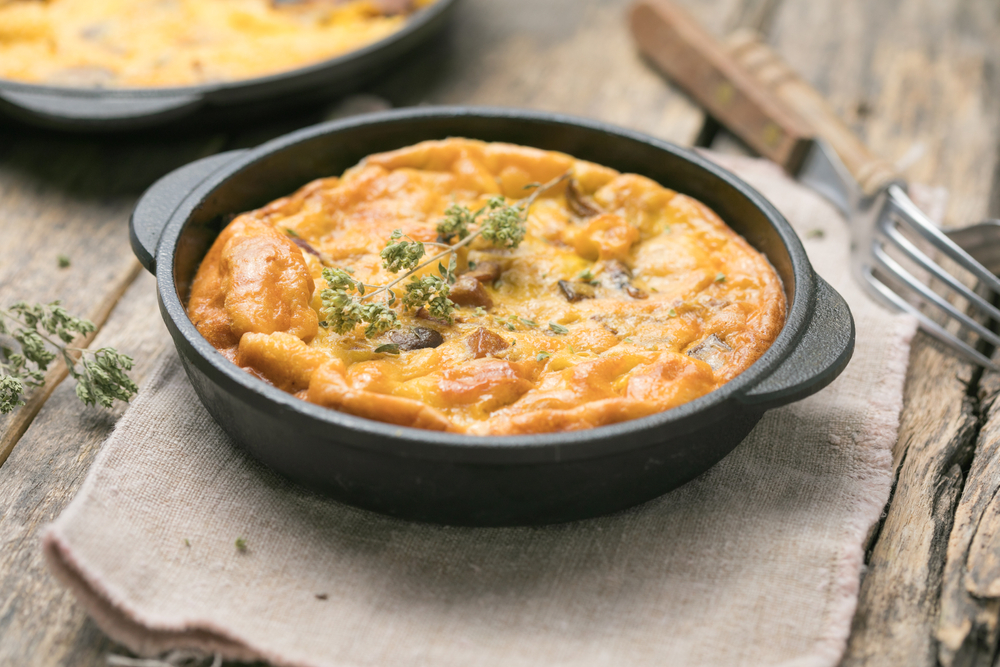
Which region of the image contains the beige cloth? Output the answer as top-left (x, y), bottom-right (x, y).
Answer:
top-left (44, 155), bottom-right (917, 667)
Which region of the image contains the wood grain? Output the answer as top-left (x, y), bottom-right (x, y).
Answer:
top-left (0, 129), bottom-right (225, 463)
top-left (0, 271), bottom-right (174, 666)
top-left (369, 0), bottom-right (723, 146)
top-left (842, 342), bottom-right (979, 667)
top-left (935, 371), bottom-right (1000, 667)
top-left (629, 0), bottom-right (812, 173)
top-left (739, 1), bottom-right (1000, 665)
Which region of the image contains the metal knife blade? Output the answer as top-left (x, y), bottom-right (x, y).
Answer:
top-left (795, 139), bottom-right (859, 220)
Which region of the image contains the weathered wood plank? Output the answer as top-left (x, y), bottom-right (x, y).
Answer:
top-left (0, 271), bottom-right (174, 666)
top-left (759, 1), bottom-right (1000, 665)
top-left (0, 260), bottom-right (141, 467)
top-left (369, 0), bottom-right (724, 147)
top-left (0, 129), bottom-right (225, 465)
top-left (842, 342), bottom-right (979, 667)
top-left (935, 371), bottom-right (1000, 667)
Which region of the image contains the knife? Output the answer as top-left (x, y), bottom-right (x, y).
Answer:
top-left (719, 28), bottom-right (1000, 275)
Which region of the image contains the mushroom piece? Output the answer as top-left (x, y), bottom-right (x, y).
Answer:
top-left (466, 327), bottom-right (511, 359)
top-left (289, 236), bottom-right (321, 258)
top-left (566, 179), bottom-right (603, 218)
top-left (602, 260), bottom-right (648, 299)
top-left (389, 327), bottom-right (444, 351)
top-left (415, 307), bottom-right (454, 326)
top-left (558, 280), bottom-right (596, 303)
top-left (449, 275), bottom-right (494, 309)
top-left (687, 334), bottom-right (731, 371)
top-left (464, 261), bottom-right (502, 283)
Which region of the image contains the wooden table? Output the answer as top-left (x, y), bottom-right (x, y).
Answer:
top-left (1, 1), bottom-right (998, 664)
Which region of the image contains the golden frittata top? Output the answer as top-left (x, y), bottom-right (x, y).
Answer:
top-left (188, 139), bottom-right (786, 435)
top-left (0, 0), bottom-right (436, 87)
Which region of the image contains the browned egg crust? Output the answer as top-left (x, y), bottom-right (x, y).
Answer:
top-left (188, 139), bottom-right (786, 435)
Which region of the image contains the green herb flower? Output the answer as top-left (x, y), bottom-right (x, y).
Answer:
top-left (403, 275), bottom-right (455, 322)
top-left (381, 229), bottom-right (426, 273)
top-left (480, 197), bottom-right (527, 249)
top-left (0, 301), bottom-right (135, 414)
top-left (437, 203), bottom-right (477, 243)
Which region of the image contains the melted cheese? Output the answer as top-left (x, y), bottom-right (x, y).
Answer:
top-left (188, 139), bottom-right (786, 435)
top-left (0, 0), bottom-right (436, 87)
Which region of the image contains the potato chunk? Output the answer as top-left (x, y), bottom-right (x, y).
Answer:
top-left (220, 229), bottom-right (318, 341)
top-left (237, 332), bottom-right (329, 393)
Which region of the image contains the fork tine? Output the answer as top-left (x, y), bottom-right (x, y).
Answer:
top-left (878, 218), bottom-right (1000, 323)
top-left (862, 268), bottom-right (1000, 372)
top-left (888, 185), bottom-right (1000, 295)
top-left (871, 243), bottom-right (1000, 349)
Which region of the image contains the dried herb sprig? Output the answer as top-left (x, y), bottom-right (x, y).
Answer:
top-left (318, 172), bottom-right (569, 337)
top-left (0, 301), bottom-right (138, 414)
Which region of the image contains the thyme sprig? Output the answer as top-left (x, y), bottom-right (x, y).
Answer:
top-left (318, 172), bottom-right (568, 337)
top-left (0, 302), bottom-right (138, 414)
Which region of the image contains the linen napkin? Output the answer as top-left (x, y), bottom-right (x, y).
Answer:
top-left (43, 154), bottom-right (917, 667)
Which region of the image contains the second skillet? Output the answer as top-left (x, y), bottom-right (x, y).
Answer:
top-left (0, 0), bottom-right (459, 132)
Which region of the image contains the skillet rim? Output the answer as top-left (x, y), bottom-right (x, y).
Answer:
top-left (153, 106), bottom-right (819, 460)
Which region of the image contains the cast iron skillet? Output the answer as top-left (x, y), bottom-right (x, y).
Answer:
top-left (129, 107), bottom-right (855, 526)
top-left (0, 0), bottom-right (457, 132)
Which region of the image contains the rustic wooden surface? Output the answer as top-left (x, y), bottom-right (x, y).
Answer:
top-left (0, 0), bottom-right (999, 664)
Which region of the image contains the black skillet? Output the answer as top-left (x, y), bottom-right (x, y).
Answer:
top-left (0, 0), bottom-right (458, 132)
top-left (129, 107), bottom-right (855, 526)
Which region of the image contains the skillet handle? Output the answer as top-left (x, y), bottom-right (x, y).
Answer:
top-left (0, 89), bottom-right (202, 129)
top-left (130, 150), bottom-right (247, 274)
top-left (740, 276), bottom-right (855, 406)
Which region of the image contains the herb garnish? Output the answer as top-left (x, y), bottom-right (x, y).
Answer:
top-left (0, 302), bottom-right (137, 414)
top-left (317, 172), bottom-right (568, 338)
top-left (548, 322), bottom-right (569, 335)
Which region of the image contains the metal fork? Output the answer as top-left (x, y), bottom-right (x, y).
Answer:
top-left (846, 174), bottom-right (1000, 371)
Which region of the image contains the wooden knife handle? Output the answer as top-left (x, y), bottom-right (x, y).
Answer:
top-left (724, 28), bottom-right (899, 197)
top-left (629, 0), bottom-right (813, 174)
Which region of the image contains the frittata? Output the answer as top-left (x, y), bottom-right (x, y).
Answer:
top-left (188, 139), bottom-right (786, 435)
